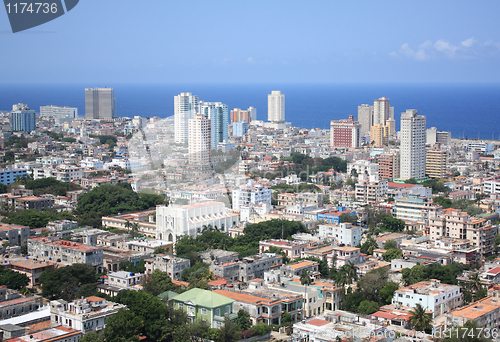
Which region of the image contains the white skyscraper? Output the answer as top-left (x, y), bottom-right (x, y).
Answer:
top-left (198, 101), bottom-right (229, 149)
top-left (373, 97), bottom-right (394, 125)
top-left (174, 92), bottom-right (199, 144)
top-left (400, 109), bottom-right (426, 180)
top-left (188, 114), bottom-right (211, 168)
top-left (268, 91), bottom-right (285, 123)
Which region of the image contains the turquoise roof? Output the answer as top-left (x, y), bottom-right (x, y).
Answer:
top-left (173, 288), bottom-right (234, 308)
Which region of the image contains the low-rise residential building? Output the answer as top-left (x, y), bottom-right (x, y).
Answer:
top-left (281, 260), bottom-right (320, 280)
top-left (170, 288), bottom-right (237, 328)
top-left (28, 237), bottom-right (104, 272)
top-left (394, 193), bottom-right (437, 222)
top-left (14, 196), bottom-right (52, 211)
top-left (327, 246), bottom-right (365, 269)
top-left (5, 258), bottom-right (56, 287)
top-left (317, 223), bottom-right (362, 246)
top-left (0, 286), bottom-right (43, 320)
top-left (0, 167), bottom-right (27, 185)
top-left (446, 296), bottom-right (500, 331)
top-left (392, 279), bottom-right (462, 318)
top-left (232, 180), bottom-right (272, 210)
top-left (0, 224), bottom-right (30, 246)
top-left (277, 192), bottom-right (324, 208)
top-left (144, 254), bottom-right (190, 280)
top-left (214, 289), bottom-right (297, 325)
top-left (50, 296), bottom-right (125, 333)
top-left (1, 325), bottom-right (82, 342)
top-left (428, 208), bottom-right (498, 257)
top-left (317, 210), bottom-right (356, 225)
top-left (259, 240), bottom-right (308, 261)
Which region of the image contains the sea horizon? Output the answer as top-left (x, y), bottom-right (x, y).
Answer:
top-left (1, 82), bottom-right (500, 140)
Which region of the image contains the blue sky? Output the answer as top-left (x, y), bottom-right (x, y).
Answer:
top-left (2, 0), bottom-right (500, 83)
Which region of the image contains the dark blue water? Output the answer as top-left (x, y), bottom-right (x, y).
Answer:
top-left (1, 82), bottom-right (499, 139)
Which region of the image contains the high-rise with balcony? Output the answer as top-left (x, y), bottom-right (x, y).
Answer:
top-left (85, 88), bottom-right (115, 119)
top-left (268, 91), bottom-right (285, 123)
top-left (10, 103), bottom-right (36, 132)
top-left (231, 107), bottom-right (256, 124)
top-left (188, 114), bottom-right (211, 169)
top-left (199, 101), bottom-right (228, 149)
top-left (400, 109), bottom-right (426, 180)
top-left (373, 97), bottom-right (394, 126)
top-left (174, 92), bottom-right (199, 144)
top-left (357, 104), bottom-right (373, 135)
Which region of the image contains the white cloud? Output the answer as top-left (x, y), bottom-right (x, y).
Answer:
top-left (434, 39), bottom-right (458, 54)
top-left (398, 43), bottom-right (429, 61)
top-left (246, 57), bottom-right (254, 63)
top-left (461, 37), bottom-right (477, 47)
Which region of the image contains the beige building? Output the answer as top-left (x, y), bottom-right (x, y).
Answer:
top-left (428, 208), bottom-right (498, 257)
top-left (370, 123), bottom-right (389, 147)
top-left (426, 148), bottom-right (447, 179)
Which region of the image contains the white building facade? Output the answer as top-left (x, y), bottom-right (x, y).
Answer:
top-left (400, 109), bottom-right (426, 180)
top-left (268, 91), bottom-right (285, 123)
top-left (174, 92), bottom-right (199, 144)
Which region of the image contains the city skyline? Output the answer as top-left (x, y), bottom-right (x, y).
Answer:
top-left (1, 1), bottom-right (500, 84)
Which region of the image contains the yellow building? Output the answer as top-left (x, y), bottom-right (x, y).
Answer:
top-left (426, 148), bottom-right (447, 178)
top-left (370, 124), bottom-right (389, 147)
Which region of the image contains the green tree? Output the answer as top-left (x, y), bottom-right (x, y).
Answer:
top-left (382, 248), bottom-right (402, 262)
top-left (0, 266), bottom-right (30, 290)
top-left (219, 316), bottom-right (240, 342)
top-left (142, 269), bottom-right (177, 296)
top-left (103, 308), bottom-right (142, 342)
top-left (379, 215), bottom-right (405, 233)
top-left (379, 282), bottom-right (399, 305)
top-left (300, 269), bottom-right (312, 285)
top-left (360, 235), bottom-right (378, 255)
top-left (409, 303), bottom-right (432, 332)
top-left (383, 240), bottom-right (398, 250)
top-left (79, 332), bottom-right (105, 342)
top-left (39, 264), bottom-right (96, 301)
top-left (237, 309), bottom-right (251, 331)
top-left (340, 212), bottom-right (357, 224)
top-left (357, 300), bottom-right (379, 314)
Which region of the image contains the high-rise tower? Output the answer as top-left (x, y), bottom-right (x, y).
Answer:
top-left (199, 101), bottom-right (228, 149)
top-left (85, 88), bottom-right (115, 119)
top-left (267, 91), bottom-right (285, 123)
top-left (400, 109), bottom-right (426, 180)
top-left (174, 92), bottom-right (199, 144)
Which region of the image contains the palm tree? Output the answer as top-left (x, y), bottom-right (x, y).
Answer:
top-left (469, 272), bottom-right (481, 294)
top-left (409, 303), bottom-right (432, 332)
top-left (131, 222), bottom-right (139, 238)
top-left (344, 261), bottom-right (358, 285)
top-left (124, 220), bottom-right (131, 234)
top-left (300, 269), bottom-right (312, 286)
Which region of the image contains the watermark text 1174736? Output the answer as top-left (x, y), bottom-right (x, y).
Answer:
top-left (3, 0), bottom-right (79, 33)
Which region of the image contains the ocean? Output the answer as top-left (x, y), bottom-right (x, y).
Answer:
top-left (1, 82), bottom-right (499, 139)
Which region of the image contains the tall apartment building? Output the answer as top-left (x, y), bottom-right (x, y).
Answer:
top-left (85, 88), bottom-right (115, 119)
top-left (10, 103), bottom-right (36, 132)
top-left (373, 97), bottom-right (394, 126)
top-left (426, 148), bottom-right (447, 179)
top-left (231, 107), bottom-right (256, 123)
top-left (268, 91), bottom-right (285, 123)
top-left (174, 92), bottom-right (199, 144)
top-left (188, 114), bottom-right (211, 168)
top-left (198, 101), bottom-right (229, 149)
top-left (400, 109), bottom-right (426, 180)
top-left (428, 208), bottom-right (498, 257)
top-left (40, 105), bottom-right (77, 120)
top-left (378, 152), bottom-right (400, 181)
top-left (427, 127), bottom-right (452, 146)
top-left (357, 104), bottom-right (372, 135)
top-left (355, 175), bottom-right (388, 204)
top-left (330, 115), bottom-right (361, 148)
top-left (370, 123), bottom-right (389, 147)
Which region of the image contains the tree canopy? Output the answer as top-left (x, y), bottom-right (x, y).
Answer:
top-left (74, 184), bottom-right (167, 227)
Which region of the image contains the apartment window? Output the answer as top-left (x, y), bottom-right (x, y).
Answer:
top-left (215, 308), bottom-right (220, 316)
top-left (226, 305), bottom-right (230, 313)
top-left (201, 308), bottom-right (207, 315)
top-left (179, 303), bottom-right (183, 310)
